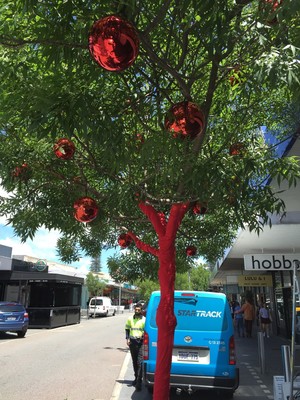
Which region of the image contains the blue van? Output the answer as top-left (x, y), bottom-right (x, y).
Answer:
top-left (143, 291), bottom-right (239, 398)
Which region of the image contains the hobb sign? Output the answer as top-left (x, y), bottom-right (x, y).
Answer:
top-left (244, 254), bottom-right (300, 271)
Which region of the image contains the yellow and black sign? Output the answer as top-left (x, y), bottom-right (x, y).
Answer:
top-left (238, 275), bottom-right (273, 287)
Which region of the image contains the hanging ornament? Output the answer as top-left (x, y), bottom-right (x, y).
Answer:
top-left (229, 142), bottom-right (245, 156)
top-left (73, 197), bottom-right (98, 223)
top-left (88, 15), bottom-right (139, 72)
top-left (260, 0), bottom-right (282, 25)
top-left (118, 233), bottom-right (132, 248)
top-left (54, 138), bottom-right (76, 160)
top-left (12, 163), bottom-right (32, 181)
top-left (186, 245), bottom-right (197, 256)
top-left (164, 101), bottom-right (205, 140)
top-left (193, 202), bottom-right (208, 215)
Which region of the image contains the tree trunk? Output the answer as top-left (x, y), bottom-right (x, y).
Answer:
top-left (129, 202), bottom-right (189, 400)
top-left (153, 237), bottom-right (177, 400)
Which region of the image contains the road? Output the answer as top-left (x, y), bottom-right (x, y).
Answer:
top-left (0, 313), bottom-right (129, 400)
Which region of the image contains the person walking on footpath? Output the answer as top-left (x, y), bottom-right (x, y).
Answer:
top-left (259, 302), bottom-right (272, 338)
top-left (233, 301), bottom-right (245, 338)
top-left (235, 299), bottom-right (256, 338)
top-left (125, 304), bottom-right (146, 391)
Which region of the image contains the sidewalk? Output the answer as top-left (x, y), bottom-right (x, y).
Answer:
top-left (111, 324), bottom-right (292, 400)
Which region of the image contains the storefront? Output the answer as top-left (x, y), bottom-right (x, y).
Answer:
top-left (0, 252), bottom-right (84, 329)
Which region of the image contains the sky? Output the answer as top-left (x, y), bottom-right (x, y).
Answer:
top-left (0, 186), bottom-right (115, 275)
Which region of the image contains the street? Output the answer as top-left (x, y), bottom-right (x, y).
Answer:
top-left (0, 313), bottom-right (129, 400)
top-left (0, 311), bottom-right (291, 400)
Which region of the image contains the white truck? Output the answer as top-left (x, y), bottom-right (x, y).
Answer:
top-left (88, 296), bottom-right (116, 317)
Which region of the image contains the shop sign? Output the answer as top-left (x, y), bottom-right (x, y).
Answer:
top-left (238, 275), bottom-right (273, 287)
top-left (34, 259), bottom-right (48, 272)
top-left (244, 254), bottom-right (300, 271)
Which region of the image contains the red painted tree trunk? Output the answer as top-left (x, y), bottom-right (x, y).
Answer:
top-left (154, 237), bottom-right (177, 400)
top-left (128, 202), bottom-right (189, 400)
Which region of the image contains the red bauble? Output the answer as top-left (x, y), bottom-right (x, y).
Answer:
top-left (165, 101), bottom-right (205, 140)
top-left (260, 0), bottom-right (282, 24)
top-left (73, 197), bottom-right (98, 223)
top-left (186, 245), bottom-right (197, 256)
top-left (118, 233), bottom-right (132, 248)
top-left (88, 15), bottom-right (139, 72)
top-left (193, 202), bottom-right (208, 215)
top-left (229, 142), bottom-right (245, 156)
top-left (54, 138), bottom-right (75, 160)
top-left (12, 163), bottom-right (32, 181)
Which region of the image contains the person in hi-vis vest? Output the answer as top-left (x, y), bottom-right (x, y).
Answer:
top-left (125, 304), bottom-right (146, 391)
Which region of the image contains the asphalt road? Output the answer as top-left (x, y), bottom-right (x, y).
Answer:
top-left (0, 312), bottom-right (129, 400)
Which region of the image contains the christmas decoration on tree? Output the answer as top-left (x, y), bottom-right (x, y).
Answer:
top-left (54, 138), bottom-right (76, 160)
top-left (193, 202), bottom-right (208, 215)
top-left (12, 163), bottom-right (31, 181)
top-left (164, 101), bottom-right (205, 140)
top-left (88, 15), bottom-right (139, 71)
top-left (260, 0), bottom-right (282, 25)
top-left (229, 142), bottom-right (245, 156)
top-left (185, 245), bottom-right (197, 256)
top-left (118, 233), bottom-right (133, 248)
top-left (73, 196), bottom-right (98, 223)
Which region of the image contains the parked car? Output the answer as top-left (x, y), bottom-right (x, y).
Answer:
top-left (143, 291), bottom-right (239, 398)
top-left (88, 296), bottom-right (116, 317)
top-left (0, 301), bottom-right (29, 338)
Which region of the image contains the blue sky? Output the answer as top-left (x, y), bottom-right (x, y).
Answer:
top-left (0, 203), bottom-right (114, 275)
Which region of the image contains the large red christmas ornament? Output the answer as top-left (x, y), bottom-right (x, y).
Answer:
top-left (193, 202), bottom-right (208, 215)
top-left (88, 15), bottom-right (139, 72)
top-left (73, 197), bottom-right (98, 223)
top-left (164, 101), bottom-right (205, 140)
top-left (186, 245), bottom-right (197, 256)
top-left (12, 163), bottom-right (31, 181)
top-left (54, 138), bottom-right (75, 160)
top-left (118, 233), bottom-right (132, 248)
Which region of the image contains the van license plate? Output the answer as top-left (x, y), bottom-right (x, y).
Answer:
top-left (178, 351), bottom-right (199, 361)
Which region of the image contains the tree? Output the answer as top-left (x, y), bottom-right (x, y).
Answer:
top-left (190, 263), bottom-right (211, 291)
top-left (90, 253), bottom-right (101, 273)
top-left (134, 278), bottom-right (160, 301)
top-left (85, 272), bottom-right (107, 297)
top-left (1, 1), bottom-right (300, 399)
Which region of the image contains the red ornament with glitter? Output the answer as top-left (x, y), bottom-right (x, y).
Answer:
top-left (186, 245), bottom-right (197, 256)
top-left (118, 233), bottom-right (132, 248)
top-left (73, 197), bottom-right (98, 223)
top-left (54, 138), bottom-right (75, 160)
top-left (165, 101), bottom-right (205, 140)
top-left (89, 15), bottom-right (139, 72)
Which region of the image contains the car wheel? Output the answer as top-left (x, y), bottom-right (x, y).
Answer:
top-left (17, 330), bottom-right (26, 338)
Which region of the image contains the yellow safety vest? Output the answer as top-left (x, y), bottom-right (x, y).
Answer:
top-left (125, 315), bottom-right (145, 339)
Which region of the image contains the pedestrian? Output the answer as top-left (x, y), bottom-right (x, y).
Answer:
top-left (125, 304), bottom-right (146, 391)
top-left (259, 302), bottom-right (272, 338)
top-left (233, 301), bottom-right (245, 338)
top-left (235, 299), bottom-right (255, 338)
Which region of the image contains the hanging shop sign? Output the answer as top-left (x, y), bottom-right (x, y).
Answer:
top-left (244, 254), bottom-right (300, 271)
top-left (238, 274), bottom-right (273, 287)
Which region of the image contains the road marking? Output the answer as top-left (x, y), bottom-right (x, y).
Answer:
top-left (110, 352), bottom-right (131, 400)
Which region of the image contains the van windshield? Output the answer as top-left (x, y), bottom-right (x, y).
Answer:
top-left (149, 295), bottom-right (228, 332)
